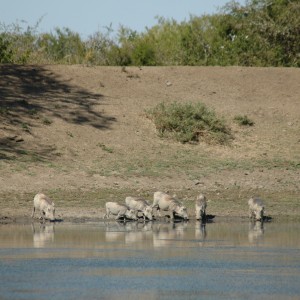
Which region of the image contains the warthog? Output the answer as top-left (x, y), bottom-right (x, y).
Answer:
top-left (152, 191), bottom-right (188, 220)
top-left (195, 194), bottom-right (207, 221)
top-left (125, 196), bottom-right (153, 221)
top-left (248, 197), bottom-right (265, 221)
top-left (104, 202), bottom-right (138, 221)
top-left (32, 193), bottom-right (55, 222)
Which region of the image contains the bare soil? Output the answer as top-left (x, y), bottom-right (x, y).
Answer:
top-left (0, 65), bottom-right (299, 223)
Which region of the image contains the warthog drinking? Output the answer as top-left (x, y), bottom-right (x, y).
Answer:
top-left (248, 197), bottom-right (264, 221)
top-left (152, 191), bottom-right (188, 220)
top-left (104, 202), bottom-right (138, 221)
top-left (195, 194), bottom-right (207, 221)
top-left (125, 197), bottom-right (153, 221)
top-left (32, 193), bottom-right (55, 222)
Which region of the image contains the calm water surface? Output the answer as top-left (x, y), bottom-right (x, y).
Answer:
top-left (0, 220), bottom-right (300, 300)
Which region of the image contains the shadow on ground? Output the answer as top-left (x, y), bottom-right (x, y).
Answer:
top-left (0, 64), bottom-right (116, 160)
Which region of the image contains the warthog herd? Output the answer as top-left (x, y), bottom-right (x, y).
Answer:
top-left (31, 191), bottom-right (266, 223)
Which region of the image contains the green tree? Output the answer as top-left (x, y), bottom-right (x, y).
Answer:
top-left (37, 28), bottom-right (86, 63)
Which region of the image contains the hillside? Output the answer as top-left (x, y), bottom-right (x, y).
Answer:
top-left (0, 65), bottom-right (299, 220)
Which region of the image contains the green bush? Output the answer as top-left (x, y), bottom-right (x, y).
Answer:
top-left (1, 0), bottom-right (299, 66)
top-left (85, 26), bottom-right (120, 65)
top-left (132, 40), bottom-right (156, 66)
top-left (0, 34), bottom-right (13, 63)
top-left (37, 28), bottom-right (86, 63)
top-left (0, 19), bottom-right (42, 63)
top-left (146, 101), bottom-right (232, 144)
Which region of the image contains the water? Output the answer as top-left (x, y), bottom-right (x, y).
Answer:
top-left (0, 220), bottom-right (300, 300)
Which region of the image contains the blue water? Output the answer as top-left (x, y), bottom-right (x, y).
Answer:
top-left (0, 221), bottom-right (300, 300)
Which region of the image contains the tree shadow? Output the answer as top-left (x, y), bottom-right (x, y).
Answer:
top-left (0, 64), bottom-right (116, 160)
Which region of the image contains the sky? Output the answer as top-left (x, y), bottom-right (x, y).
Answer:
top-left (1, 0), bottom-right (244, 38)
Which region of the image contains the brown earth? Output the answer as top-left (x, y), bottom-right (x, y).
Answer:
top-left (0, 64), bottom-right (299, 223)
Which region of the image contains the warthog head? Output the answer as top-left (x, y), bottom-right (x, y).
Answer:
top-left (143, 206), bottom-right (153, 220)
top-left (254, 206), bottom-right (264, 221)
top-left (126, 209), bottom-right (138, 220)
top-left (175, 206), bottom-right (189, 220)
top-left (43, 205), bottom-right (55, 221)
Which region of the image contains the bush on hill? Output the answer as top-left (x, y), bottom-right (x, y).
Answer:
top-left (146, 101), bottom-right (232, 144)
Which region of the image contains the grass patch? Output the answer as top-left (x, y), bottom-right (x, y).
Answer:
top-left (89, 146), bottom-right (300, 181)
top-left (234, 115), bottom-right (254, 126)
top-left (66, 131), bottom-right (74, 137)
top-left (21, 123), bottom-right (30, 132)
top-left (28, 108), bottom-right (38, 116)
top-left (47, 188), bottom-right (151, 208)
top-left (97, 143), bottom-right (114, 153)
top-left (42, 118), bottom-right (53, 125)
top-left (146, 101), bottom-right (232, 144)
top-left (0, 107), bottom-right (10, 115)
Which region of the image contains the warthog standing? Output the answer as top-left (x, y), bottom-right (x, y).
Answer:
top-left (152, 191), bottom-right (188, 220)
top-left (32, 193), bottom-right (55, 222)
top-left (248, 197), bottom-right (264, 221)
top-left (104, 202), bottom-right (138, 221)
top-left (125, 197), bottom-right (153, 221)
top-left (195, 194), bottom-right (207, 221)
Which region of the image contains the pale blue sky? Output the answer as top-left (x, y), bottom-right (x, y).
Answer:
top-left (1, 0), bottom-right (244, 38)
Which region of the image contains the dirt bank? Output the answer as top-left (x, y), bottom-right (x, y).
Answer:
top-left (0, 65), bottom-right (299, 222)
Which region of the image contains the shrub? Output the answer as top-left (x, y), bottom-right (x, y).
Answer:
top-left (42, 118), bottom-right (53, 125)
top-left (38, 28), bottom-right (86, 64)
top-left (97, 143), bottom-right (113, 153)
top-left (0, 34), bottom-right (13, 63)
top-left (0, 19), bottom-right (42, 63)
top-left (132, 40), bottom-right (156, 66)
top-left (234, 115), bottom-right (254, 126)
top-left (146, 101), bottom-right (232, 144)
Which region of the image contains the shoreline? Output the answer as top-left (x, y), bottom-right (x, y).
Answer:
top-left (0, 187), bottom-right (299, 225)
top-left (1, 213), bottom-right (299, 226)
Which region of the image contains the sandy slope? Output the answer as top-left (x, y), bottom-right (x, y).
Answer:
top-left (0, 65), bottom-right (299, 220)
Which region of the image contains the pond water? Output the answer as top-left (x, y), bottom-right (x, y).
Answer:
top-left (0, 220), bottom-right (300, 300)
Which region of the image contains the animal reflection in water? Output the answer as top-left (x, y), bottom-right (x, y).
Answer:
top-left (104, 221), bottom-right (190, 247)
top-left (152, 222), bottom-right (188, 248)
top-left (104, 221), bottom-right (153, 243)
top-left (248, 221), bottom-right (264, 244)
top-left (32, 223), bottom-right (55, 248)
top-left (195, 221), bottom-right (207, 246)
top-left (125, 222), bottom-right (153, 244)
top-left (104, 221), bottom-right (128, 242)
